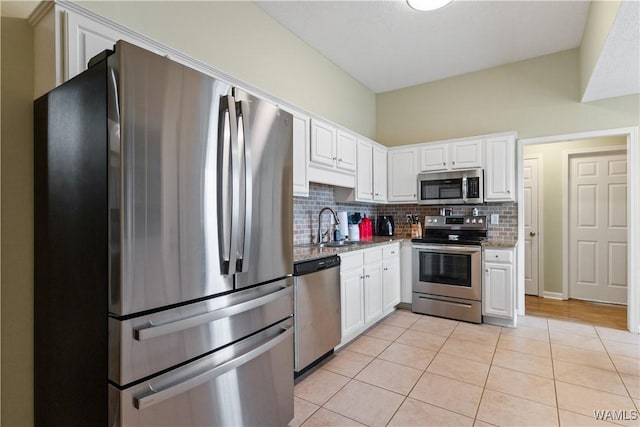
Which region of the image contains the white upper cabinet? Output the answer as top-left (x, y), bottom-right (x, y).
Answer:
top-left (336, 130), bottom-right (357, 172)
top-left (292, 112), bottom-right (310, 197)
top-left (451, 139), bottom-right (482, 169)
top-left (485, 135), bottom-right (515, 201)
top-left (420, 139), bottom-right (482, 172)
top-left (34, 4), bottom-right (163, 97)
top-left (356, 140), bottom-right (374, 201)
top-left (335, 136), bottom-right (387, 203)
top-left (310, 119), bottom-right (337, 167)
top-left (310, 119), bottom-right (357, 174)
top-left (372, 146), bottom-right (387, 202)
top-left (388, 148), bottom-right (418, 202)
top-left (420, 143), bottom-right (448, 172)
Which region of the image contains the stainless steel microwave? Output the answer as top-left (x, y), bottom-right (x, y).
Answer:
top-left (417, 169), bottom-right (483, 205)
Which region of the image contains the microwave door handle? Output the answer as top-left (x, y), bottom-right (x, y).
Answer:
top-left (236, 100), bottom-right (252, 273)
top-left (462, 176), bottom-right (468, 202)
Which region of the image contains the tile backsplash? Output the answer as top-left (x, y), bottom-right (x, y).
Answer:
top-left (294, 183), bottom-right (517, 244)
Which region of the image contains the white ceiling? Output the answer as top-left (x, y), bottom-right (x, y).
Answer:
top-left (581, 0), bottom-right (640, 102)
top-left (257, 0), bottom-right (593, 93)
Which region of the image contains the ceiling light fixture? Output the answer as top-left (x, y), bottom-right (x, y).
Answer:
top-left (407, 0), bottom-right (453, 11)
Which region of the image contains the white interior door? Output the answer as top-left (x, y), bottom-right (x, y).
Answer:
top-left (524, 157), bottom-right (540, 295)
top-left (569, 151), bottom-right (627, 304)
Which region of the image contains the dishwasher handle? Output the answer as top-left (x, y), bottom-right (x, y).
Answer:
top-left (294, 255), bottom-right (340, 276)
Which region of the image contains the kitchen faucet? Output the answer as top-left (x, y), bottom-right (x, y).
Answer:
top-left (317, 207), bottom-right (340, 244)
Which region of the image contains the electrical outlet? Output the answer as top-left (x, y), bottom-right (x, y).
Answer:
top-left (491, 214), bottom-right (499, 225)
top-left (406, 214), bottom-right (413, 223)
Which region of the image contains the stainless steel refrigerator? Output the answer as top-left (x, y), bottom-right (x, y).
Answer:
top-left (34, 41), bottom-right (294, 426)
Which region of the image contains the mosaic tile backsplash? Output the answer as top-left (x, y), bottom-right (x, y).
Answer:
top-left (294, 183), bottom-right (518, 245)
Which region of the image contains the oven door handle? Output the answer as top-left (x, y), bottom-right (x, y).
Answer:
top-left (412, 245), bottom-right (481, 254)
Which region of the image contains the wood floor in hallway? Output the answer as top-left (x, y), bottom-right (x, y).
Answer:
top-left (525, 295), bottom-right (627, 330)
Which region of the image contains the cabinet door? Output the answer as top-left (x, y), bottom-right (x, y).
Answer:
top-left (292, 113), bottom-right (310, 197)
top-left (373, 146), bottom-right (387, 202)
top-left (65, 11), bottom-right (121, 79)
top-left (451, 139), bottom-right (482, 169)
top-left (388, 148), bottom-right (418, 202)
top-left (336, 131), bottom-right (357, 172)
top-left (382, 256), bottom-right (401, 314)
top-left (483, 262), bottom-right (513, 318)
top-left (356, 140), bottom-right (373, 201)
top-left (420, 144), bottom-right (448, 172)
top-left (485, 136), bottom-right (515, 201)
top-left (363, 263), bottom-right (383, 324)
top-left (341, 268), bottom-right (365, 340)
top-left (65, 11), bottom-right (160, 80)
top-left (310, 119), bottom-right (336, 167)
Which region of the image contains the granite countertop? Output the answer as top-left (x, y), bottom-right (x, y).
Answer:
top-left (293, 236), bottom-right (411, 263)
top-left (481, 240), bottom-right (518, 248)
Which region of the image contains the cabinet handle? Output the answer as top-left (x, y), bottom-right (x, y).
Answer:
top-left (452, 161), bottom-right (456, 165)
top-left (486, 269), bottom-right (489, 273)
top-left (365, 274), bottom-right (370, 278)
top-left (390, 251), bottom-right (396, 254)
top-left (442, 162), bottom-right (446, 166)
top-left (339, 158), bottom-right (343, 162)
top-left (507, 190), bottom-right (511, 194)
top-left (383, 268), bottom-right (388, 271)
top-left (412, 194), bottom-right (416, 198)
top-left (495, 255), bottom-right (499, 258)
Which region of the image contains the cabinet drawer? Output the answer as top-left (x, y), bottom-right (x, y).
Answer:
top-left (484, 249), bottom-right (512, 263)
top-left (382, 244), bottom-right (399, 258)
top-left (364, 247), bottom-right (382, 264)
top-left (339, 252), bottom-right (363, 271)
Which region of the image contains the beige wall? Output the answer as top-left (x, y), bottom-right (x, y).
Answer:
top-left (524, 136), bottom-right (626, 294)
top-left (77, 1), bottom-right (377, 138)
top-left (580, 0), bottom-right (621, 98)
top-left (376, 49), bottom-right (639, 146)
top-left (1, 17), bottom-right (35, 427)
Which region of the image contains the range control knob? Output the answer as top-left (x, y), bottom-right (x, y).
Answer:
top-left (471, 219), bottom-right (477, 224)
top-left (478, 218), bottom-right (484, 224)
top-left (434, 218), bottom-right (438, 223)
top-left (428, 219), bottom-right (432, 223)
top-left (466, 218), bottom-right (471, 224)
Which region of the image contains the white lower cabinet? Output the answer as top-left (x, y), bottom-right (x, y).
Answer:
top-left (340, 263), bottom-right (365, 340)
top-left (338, 243), bottom-right (401, 346)
top-left (482, 247), bottom-right (517, 326)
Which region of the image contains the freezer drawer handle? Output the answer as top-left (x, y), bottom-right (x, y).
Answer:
top-left (134, 325), bottom-right (293, 410)
top-left (133, 285), bottom-right (292, 341)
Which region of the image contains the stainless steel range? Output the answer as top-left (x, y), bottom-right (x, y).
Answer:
top-left (411, 216), bottom-right (487, 323)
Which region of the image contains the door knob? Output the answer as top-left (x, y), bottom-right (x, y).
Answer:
top-left (529, 232), bottom-right (536, 237)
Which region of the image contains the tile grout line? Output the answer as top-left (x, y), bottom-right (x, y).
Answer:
top-left (471, 322), bottom-right (503, 426)
top-left (383, 314), bottom-right (460, 426)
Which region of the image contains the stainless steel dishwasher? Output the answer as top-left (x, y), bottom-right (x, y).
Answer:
top-left (293, 255), bottom-right (341, 375)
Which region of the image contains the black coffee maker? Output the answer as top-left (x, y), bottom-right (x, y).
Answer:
top-left (376, 216), bottom-right (395, 236)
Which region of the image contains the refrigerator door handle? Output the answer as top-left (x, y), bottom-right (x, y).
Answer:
top-left (133, 325), bottom-right (293, 410)
top-left (236, 100), bottom-right (252, 273)
top-left (218, 95), bottom-right (240, 275)
top-left (133, 285), bottom-right (292, 341)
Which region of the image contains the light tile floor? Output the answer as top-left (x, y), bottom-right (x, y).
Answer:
top-left (291, 310), bottom-right (640, 427)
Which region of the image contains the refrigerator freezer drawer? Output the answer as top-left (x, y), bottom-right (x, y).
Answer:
top-left (109, 319), bottom-right (294, 427)
top-left (109, 278), bottom-right (293, 386)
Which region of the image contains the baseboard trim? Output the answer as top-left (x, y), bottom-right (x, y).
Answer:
top-left (542, 291), bottom-right (564, 300)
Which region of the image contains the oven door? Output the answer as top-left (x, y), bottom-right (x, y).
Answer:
top-left (412, 244), bottom-right (481, 301)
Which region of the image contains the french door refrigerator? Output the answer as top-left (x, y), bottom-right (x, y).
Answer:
top-left (34, 41), bottom-right (294, 426)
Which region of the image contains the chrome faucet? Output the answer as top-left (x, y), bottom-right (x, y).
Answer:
top-left (317, 207), bottom-right (340, 244)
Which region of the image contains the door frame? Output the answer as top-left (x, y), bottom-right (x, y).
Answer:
top-left (524, 154), bottom-right (544, 297)
top-left (563, 146), bottom-right (627, 301)
top-left (517, 127), bottom-right (639, 334)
